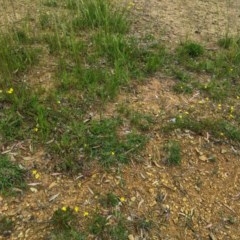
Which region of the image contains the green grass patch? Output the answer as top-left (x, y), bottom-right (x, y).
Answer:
top-left (0, 32), bottom-right (39, 83)
top-left (43, 0), bottom-right (58, 7)
top-left (177, 41), bottom-right (204, 58)
top-left (117, 105), bottom-right (155, 131)
top-left (49, 206), bottom-right (86, 239)
top-left (164, 115), bottom-right (240, 142)
top-left (0, 87), bottom-right (50, 142)
top-left (172, 38), bottom-right (240, 100)
top-left (0, 155), bottom-right (26, 195)
top-left (70, 0), bottom-right (129, 34)
top-left (48, 118), bottom-right (147, 171)
top-left (88, 212), bottom-right (128, 239)
top-left (0, 215), bottom-right (14, 237)
top-left (164, 140), bottom-right (181, 165)
top-left (99, 193), bottom-right (120, 208)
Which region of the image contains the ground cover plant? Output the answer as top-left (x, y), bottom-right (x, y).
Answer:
top-left (1, 0), bottom-right (240, 239)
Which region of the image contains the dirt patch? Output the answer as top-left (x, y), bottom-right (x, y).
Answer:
top-left (130, 0), bottom-right (240, 46)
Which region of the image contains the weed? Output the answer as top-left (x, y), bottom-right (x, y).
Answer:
top-left (0, 215), bottom-right (14, 237)
top-left (0, 155), bottom-right (25, 195)
top-left (88, 211), bottom-right (128, 239)
top-left (51, 207), bottom-right (78, 231)
top-left (99, 193), bottom-right (119, 207)
top-left (135, 218), bottom-right (153, 232)
top-left (164, 140), bottom-right (181, 165)
top-left (89, 214), bottom-right (107, 235)
top-left (108, 214), bottom-right (128, 240)
top-left (178, 41), bottom-right (204, 58)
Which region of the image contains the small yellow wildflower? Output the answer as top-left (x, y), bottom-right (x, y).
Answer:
top-left (0, 90), bottom-right (2, 93)
top-left (220, 132), bottom-right (224, 136)
top-left (111, 151), bottom-right (115, 156)
top-left (230, 68), bottom-right (233, 72)
top-left (83, 211), bottom-right (89, 217)
top-left (57, 100), bottom-right (61, 104)
top-left (7, 88), bottom-right (14, 94)
top-left (127, 1), bottom-right (135, 10)
top-left (230, 106), bottom-right (234, 113)
top-left (120, 197), bottom-right (126, 203)
top-left (34, 127), bottom-right (38, 132)
top-left (237, 96), bottom-right (240, 100)
top-left (178, 115), bottom-right (182, 119)
top-left (35, 173), bottom-right (40, 179)
top-left (61, 206), bottom-right (67, 211)
top-left (74, 206), bottom-right (79, 212)
top-left (205, 97), bottom-right (209, 101)
top-left (218, 104), bottom-right (222, 110)
top-left (198, 100), bottom-right (204, 104)
top-left (184, 111), bottom-right (189, 115)
top-left (32, 170), bottom-right (37, 175)
top-left (229, 114), bottom-right (234, 119)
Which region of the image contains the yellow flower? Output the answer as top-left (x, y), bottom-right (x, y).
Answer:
top-left (57, 100), bottom-right (61, 104)
top-left (120, 197), bottom-right (126, 202)
top-left (220, 132), bottom-right (224, 136)
top-left (217, 104), bottom-right (222, 110)
top-left (0, 90), bottom-right (2, 93)
top-left (61, 206), bottom-right (67, 211)
top-left (7, 88), bottom-right (14, 94)
top-left (83, 211), bottom-right (89, 217)
top-left (127, 1), bottom-right (135, 9)
top-left (178, 115), bottom-right (182, 119)
top-left (35, 173), bottom-right (40, 179)
top-left (32, 170), bottom-right (37, 175)
top-left (230, 106), bottom-right (234, 113)
top-left (111, 151), bottom-right (115, 156)
top-left (74, 206), bottom-right (79, 212)
top-left (34, 127), bottom-right (38, 132)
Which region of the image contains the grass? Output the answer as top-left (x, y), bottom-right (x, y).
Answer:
top-left (88, 211), bottom-right (128, 239)
top-left (164, 140), bottom-right (181, 165)
top-left (0, 32), bottom-right (39, 83)
top-left (50, 207), bottom-right (86, 239)
top-left (1, 0), bottom-right (240, 238)
top-left (99, 192), bottom-right (120, 208)
top-left (0, 155), bottom-right (26, 195)
top-left (164, 115), bottom-right (240, 142)
top-left (69, 0), bottom-right (129, 33)
top-left (0, 215), bottom-right (14, 237)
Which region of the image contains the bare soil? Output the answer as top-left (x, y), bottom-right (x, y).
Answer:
top-left (1, 0), bottom-right (240, 240)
